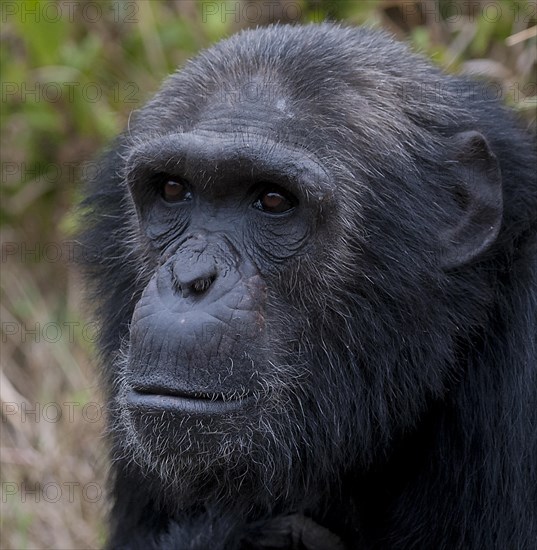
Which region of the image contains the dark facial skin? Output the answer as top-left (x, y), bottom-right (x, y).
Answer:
top-left (124, 104), bottom-right (333, 416)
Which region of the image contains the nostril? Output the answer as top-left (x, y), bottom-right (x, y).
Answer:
top-left (171, 250), bottom-right (218, 299)
top-left (190, 275), bottom-right (216, 295)
top-left (180, 274), bottom-right (216, 298)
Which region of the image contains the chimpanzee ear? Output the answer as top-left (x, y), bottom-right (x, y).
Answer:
top-left (440, 131), bottom-right (503, 270)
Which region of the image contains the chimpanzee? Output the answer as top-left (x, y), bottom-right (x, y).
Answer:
top-left (80, 23), bottom-right (537, 549)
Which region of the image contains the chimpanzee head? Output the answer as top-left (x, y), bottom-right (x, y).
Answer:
top-left (82, 25), bottom-right (526, 522)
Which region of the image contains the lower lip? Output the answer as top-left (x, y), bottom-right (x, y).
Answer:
top-left (126, 390), bottom-right (254, 415)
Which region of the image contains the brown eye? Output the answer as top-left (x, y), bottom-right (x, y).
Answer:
top-left (162, 180), bottom-right (192, 203)
top-left (253, 189), bottom-right (296, 214)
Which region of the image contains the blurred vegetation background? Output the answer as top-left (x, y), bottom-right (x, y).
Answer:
top-left (1, 1), bottom-right (535, 548)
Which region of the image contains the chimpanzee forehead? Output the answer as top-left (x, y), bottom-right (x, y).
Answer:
top-left (194, 74), bottom-right (297, 135)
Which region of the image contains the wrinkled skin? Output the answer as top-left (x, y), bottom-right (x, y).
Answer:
top-left (80, 24), bottom-right (537, 550)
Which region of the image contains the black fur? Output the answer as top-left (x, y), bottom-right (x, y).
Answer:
top-left (79, 24), bottom-right (537, 549)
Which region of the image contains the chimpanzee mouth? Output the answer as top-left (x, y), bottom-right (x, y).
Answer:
top-left (126, 387), bottom-right (255, 415)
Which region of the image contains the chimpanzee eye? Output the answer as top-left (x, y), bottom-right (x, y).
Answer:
top-left (162, 179), bottom-right (192, 203)
top-left (253, 188), bottom-right (296, 214)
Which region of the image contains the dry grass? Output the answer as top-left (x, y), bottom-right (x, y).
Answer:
top-left (1, 262), bottom-right (106, 549)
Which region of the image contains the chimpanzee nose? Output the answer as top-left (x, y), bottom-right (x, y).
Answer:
top-left (173, 263), bottom-right (217, 298)
top-left (171, 252), bottom-right (217, 298)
